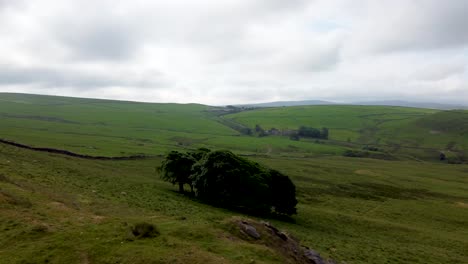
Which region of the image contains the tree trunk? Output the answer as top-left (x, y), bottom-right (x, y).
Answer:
top-left (178, 182), bottom-right (184, 193)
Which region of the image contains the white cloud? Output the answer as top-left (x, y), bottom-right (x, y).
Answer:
top-left (0, 0), bottom-right (467, 105)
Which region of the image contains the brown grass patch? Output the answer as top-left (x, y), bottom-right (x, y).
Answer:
top-left (455, 202), bottom-right (468, 208)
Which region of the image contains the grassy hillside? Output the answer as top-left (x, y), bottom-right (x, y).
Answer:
top-left (225, 105), bottom-right (468, 160)
top-left (0, 93), bottom-right (349, 157)
top-left (1, 93), bottom-right (467, 263)
top-left (1, 143), bottom-right (467, 263)
top-left (2, 93), bottom-right (467, 161)
top-left (0, 93), bottom-right (237, 156)
top-left (225, 105), bottom-right (435, 141)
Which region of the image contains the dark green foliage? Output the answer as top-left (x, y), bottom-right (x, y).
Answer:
top-left (159, 149), bottom-right (298, 215)
top-left (255, 124), bottom-right (267, 137)
top-left (439, 152), bottom-right (446, 161)
top-left (158, 151), bottom-right (196, 192)
top-left (362, 145), bottom-right (379, 151)
top-left (130, 222), bottom-right (160, 239)
top-left (189, 148), bottom-right (211, 161)
top-left (191, 150), bottom-right (272, 213)
top-left (298, 126), bottom-right (328, 139)
top-left (321, 127), bottom-right (329, 139)
top-left (270, 170), bottom-right (297, 215)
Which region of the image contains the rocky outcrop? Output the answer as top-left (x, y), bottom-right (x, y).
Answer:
top-left (231, 218), bottom-right (338, 264)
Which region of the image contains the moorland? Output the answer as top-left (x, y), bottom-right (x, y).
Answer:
top-left (0, 93), bottom-right (467, 263)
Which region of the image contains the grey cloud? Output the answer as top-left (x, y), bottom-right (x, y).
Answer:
top-left (0, 0), bottom-right (467, 105)
top-left (52, 15), bottom-right (138, 61)
top-left (296, 44), bottom-right (341, 72)
top-left (59, 23), bottom-right (136, 61)
top-left (353, 0), bottom-right (468, 53)
top-left (0, 64), bottom-right (169, 89)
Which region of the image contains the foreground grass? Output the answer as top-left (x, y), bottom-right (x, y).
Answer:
top-left (1, 144), bottom-right (467, 263)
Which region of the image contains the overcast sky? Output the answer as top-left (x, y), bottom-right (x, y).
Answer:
top-left (1, 0), bottom-right (467, 105)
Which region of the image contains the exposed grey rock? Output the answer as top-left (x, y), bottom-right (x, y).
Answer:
top-left (241, 221), bottom-right (260, 239)
top-left (234, 219), bottom-right (339, 264)
top-left (304, 249), bottom-right (325, 264)
top-left (264, 222), bottom-right (288, 241)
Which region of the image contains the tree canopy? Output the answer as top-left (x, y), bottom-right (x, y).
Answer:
top-left (158, 149), bottom-right (297, 215)
top-left (298, 126), bottom-right (328, 139)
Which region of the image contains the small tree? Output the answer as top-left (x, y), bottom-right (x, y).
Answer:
top-left (320, 127), bottom-right (329, 139)
top-left (158, 151), bottom-right (195, 193)
top-left (255, 124), bottom-right (267, 137)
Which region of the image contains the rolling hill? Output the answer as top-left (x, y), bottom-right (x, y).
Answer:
top-left (1, 93), bottom-right (468, 162)
top-left (225, 105), bottom-right (468, 161)
top-left (0, 93), bottom-right (467, 263)
top-left (235, 99), bottom-right (468, 110)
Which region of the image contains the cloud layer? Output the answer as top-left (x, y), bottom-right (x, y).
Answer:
top-left (0, 0), bottom-right (467, 104)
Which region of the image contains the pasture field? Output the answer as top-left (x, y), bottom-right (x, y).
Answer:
top-left (1, 93), bottom-right (467, 161)
top-left (0, 93), bottom-right (349, 156)
top-left (0, 93), bottom-right (467, 263)
top-left (225, 105), bottom-right (468, 161)
top-left (0, 143), bottom-right (467, 263)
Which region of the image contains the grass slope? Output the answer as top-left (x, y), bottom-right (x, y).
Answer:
top-left (2, 93), bottom-right (467, 161)
top-left (0, 143), bottom-right (467, 263)
top-left (225, 105), bottom-right (436, 142)
top-left (0, 93), bottom-right (238, 156)
top-left (0, 93), bottom-right (467, 263)
top-left (0, 93), bottom-right (348, 157)
top-left (226, 105), bottom-right (468, 160)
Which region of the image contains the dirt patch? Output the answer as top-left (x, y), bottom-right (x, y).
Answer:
top-left (91, 215), bottom-right (106, 223)
top-left (455, 202), bottom-right (468, 208)
top-left (48, 201), bottom-right (73, 212)
top-left (80, 252), bottom-right (90, 264)
top-left (0, 191), bottom-right (9, 203)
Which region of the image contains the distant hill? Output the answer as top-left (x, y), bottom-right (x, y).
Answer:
top-left (236, 99), bottom-right (468, 110)
top-left (353, 100), bottom-right (468, 110)
top-left (1, 92), bottom-right (467, 161)
top-left (237, 100), bottom-right (336, 108)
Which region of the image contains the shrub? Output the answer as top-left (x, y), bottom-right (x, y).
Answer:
top-left (130, 222), bottom-right (160, 239)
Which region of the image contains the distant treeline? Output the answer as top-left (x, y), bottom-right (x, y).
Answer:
top-left (248, 125), bottom-right (329, 140)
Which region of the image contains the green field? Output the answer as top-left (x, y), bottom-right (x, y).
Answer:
top-left (226, 105), bottom-right (468, 161)
top-left (1, 93), bottom-right (467, 263)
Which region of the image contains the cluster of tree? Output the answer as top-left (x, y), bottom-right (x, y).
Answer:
top-left (297, 126), bottom-right (328, 139)
top-left (255, 124), bottom-right (268, 137)
top-left (253, 124), bottom-right (329, 140)
top-left (158, 148), bottom-right (297, 215)
top-left (224, 105), bottom-right (256, 113)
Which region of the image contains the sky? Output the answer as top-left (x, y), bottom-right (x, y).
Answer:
top-left (0, 0), bottom-right (467, 105)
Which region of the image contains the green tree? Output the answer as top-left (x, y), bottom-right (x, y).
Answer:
top-left (158, 151), bottom-right (196, 193)
top-left (321, 127), bottom-right (329, 139)
top-left (269, 170), bottom-right (297, 215)
top-left (159, 149), bottom-right (298, 215)
top-left (191, 150), bottom-right (272, 212)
